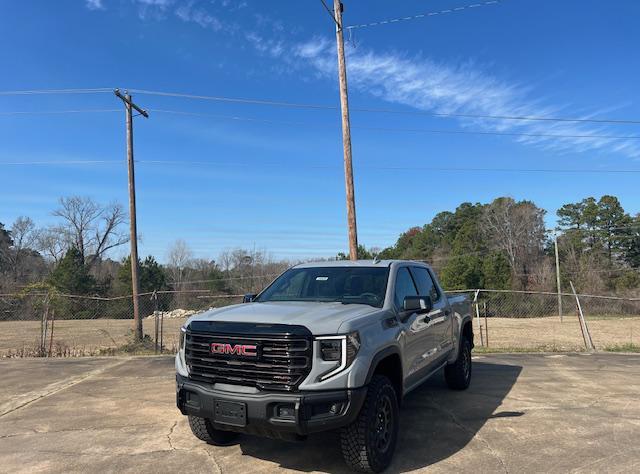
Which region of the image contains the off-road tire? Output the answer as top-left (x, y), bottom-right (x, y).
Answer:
top-left (445, 337), bottom-right (472, 390)
top-left (188, 415), bottom-right (240, 446)
top-left (340, 375), bottom-right (399, 473)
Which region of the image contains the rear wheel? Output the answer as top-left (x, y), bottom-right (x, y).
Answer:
top-left (445, 337), bottom-right (472, 390)
top-left (188, 415), bottom-right (240, 446)
top-left (340, 375), bottom-right (399, 473)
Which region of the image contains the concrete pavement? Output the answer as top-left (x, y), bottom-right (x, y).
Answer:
top-left (1, 353), bottom-right (639, 473)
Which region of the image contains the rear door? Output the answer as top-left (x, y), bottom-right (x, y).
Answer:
top-left (410, 266), bottom-right (453, 360)
top-left (394, 266), bottom-right (439, 389)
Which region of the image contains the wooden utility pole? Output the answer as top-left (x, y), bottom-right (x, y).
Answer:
top-left (114, 89), bottom-right (149, 342)
top-left (333, 0), bottom-right (359, 260)
top-left (554, 233), bottom-right (563, 322)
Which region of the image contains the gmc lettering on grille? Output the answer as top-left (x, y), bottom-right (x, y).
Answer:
top-left (210, 343), bottom-right (258, 357)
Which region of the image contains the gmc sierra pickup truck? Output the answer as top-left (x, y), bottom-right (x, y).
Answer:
top-left (176, 260), bottom-right (473, 472)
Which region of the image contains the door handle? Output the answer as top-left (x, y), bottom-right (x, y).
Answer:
top-left (444, 309), bottom-right (451, 316)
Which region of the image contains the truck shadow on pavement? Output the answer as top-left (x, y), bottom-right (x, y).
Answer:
top-left (238, 361), bottom-right (522, 473)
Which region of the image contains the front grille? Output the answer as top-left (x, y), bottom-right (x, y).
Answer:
top-left (185, 322), bottom-right (312, 392)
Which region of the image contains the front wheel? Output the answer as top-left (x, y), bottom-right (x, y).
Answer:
top-left (188, 415), bottom-right (240, 446)
top-left (340, 375), bottom-right (399, 473)
top-left (444, 337), bottom-right (472, 390)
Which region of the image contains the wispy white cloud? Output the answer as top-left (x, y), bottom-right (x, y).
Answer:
top-left (131, 0), bottom-right (177, 20)
top-left (175, 1), bottom-right (223, 31)
top-left (85, 0), bottom-right (104, 11)
top-left (81, 1), bottom-right (638, 159)
top-left (245, 32), bottom-right (285, 58)
top-left (292, 37), bottom-right (640, 159)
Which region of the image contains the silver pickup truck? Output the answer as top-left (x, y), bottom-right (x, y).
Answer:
top-left (176, 260), bottom-right (473, 472)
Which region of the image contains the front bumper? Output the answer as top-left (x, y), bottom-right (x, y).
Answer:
top-left (176, 374), bottom-right (367, 439)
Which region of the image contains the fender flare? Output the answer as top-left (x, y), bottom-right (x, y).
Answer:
top-left (364, 345), bottom-right (403, 388)
top-left (460, 315), bottom-right (474, 347)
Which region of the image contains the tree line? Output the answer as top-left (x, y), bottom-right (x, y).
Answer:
top-left (0, 197), bottom-right (289, 306)
top-left (1, 194), bottom-right (639, 307)
top-left (363, 195), bottom-right (639, 294)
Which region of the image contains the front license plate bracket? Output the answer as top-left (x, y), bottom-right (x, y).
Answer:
top-left (214, 400), bottom-right (247, 427)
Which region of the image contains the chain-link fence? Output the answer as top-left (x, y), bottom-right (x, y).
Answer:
top-left (0, 291), bottom-right (243, 357)
top-left (1, 289), bottom-right (638, 357)
top-left (465, 289), bottom-right (640, 352)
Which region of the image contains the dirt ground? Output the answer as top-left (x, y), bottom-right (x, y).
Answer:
top-left (1, 353), bottom-right (639, 473)
top-left (1, 314), bottom-right (638, 356)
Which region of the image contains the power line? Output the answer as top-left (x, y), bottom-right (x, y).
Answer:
top-left (318, 0), bottom-right (339, 27)
top-left (0, 88), bottom-right (113, 96)
top-left (2, 86), bottom-right (640, 125)
top-left (0, 109), bottom-right (120, 116)
top-left (148, 109), bottom-right (640, 140)
top-left (130, 88), bottom-right (640, 125)
top-left (135, 160), bottom-right (640, 174)
top-left (6, 159), bottom-right (640, 175)
top-left (130, 88), bottom-right (336, 110)
top-left (4, 106), bottom-right (637, 141)
top-left (0, 160), bottom-right (121, 165)
top-left (346, 0), bottom-right (504, 30)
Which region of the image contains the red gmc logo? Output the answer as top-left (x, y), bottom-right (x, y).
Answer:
top-left (211, 342), bottom-right (258, 357)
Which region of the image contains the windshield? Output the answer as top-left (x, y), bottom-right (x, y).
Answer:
top-left (255, 266), bottom-right (389, 308)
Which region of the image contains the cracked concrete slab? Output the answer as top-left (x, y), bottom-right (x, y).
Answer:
top-left (0, 353), bottom-right (638, 473)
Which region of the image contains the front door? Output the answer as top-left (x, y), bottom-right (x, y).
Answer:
top-left (410, 266), bottom-right (453, 361)
top-left (394, 266), bottom-right (439, 389)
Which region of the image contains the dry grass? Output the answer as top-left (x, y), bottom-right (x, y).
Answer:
top-left (0, 317), bottom-right (186, 357)
top-left (1, 314), bottom-right (639, 357)
top-left (474, 315), bottom-right (640, 352)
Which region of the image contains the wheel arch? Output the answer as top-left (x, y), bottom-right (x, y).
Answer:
top-left (365, 346), bottom-right (404, 402)
top-left (461, 318), bottom-right (474, 348)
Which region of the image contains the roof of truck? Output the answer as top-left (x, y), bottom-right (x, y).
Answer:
top-left (292, 259), bottom-right (428, 269)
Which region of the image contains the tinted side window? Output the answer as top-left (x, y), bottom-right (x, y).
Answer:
top-left (411, 267), bottom-right (440, 302)
top-left (394, 267), bottom-right (418, 309)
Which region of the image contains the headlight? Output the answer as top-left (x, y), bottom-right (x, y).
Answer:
top-left (179, 326), bottom-right (187, 351)
top-left (317, 332), bottom-right (360, 381)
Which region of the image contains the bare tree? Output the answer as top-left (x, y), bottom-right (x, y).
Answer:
top-left (8, 217), bottom-right (37, 281)
top-left (167, 239), bottom-right (194, 288)
top-left (481, 197), bottom-right (546, 288)
top-left (216, 247), bottom-right (289, 294)
top-left (35, 226), bottom-right (67, 264)
top-left (51, 196), bottom-right (128, 268)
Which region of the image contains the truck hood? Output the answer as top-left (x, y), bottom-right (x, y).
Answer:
top-left (187, 301), bottom-right (379, 335)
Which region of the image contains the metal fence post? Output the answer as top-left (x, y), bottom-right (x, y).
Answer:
top-left (473, 290), bottom-right (484, 347)
top-left (554, 233), bottom-right (563, 322)
top-left (48, 308), bottom-right (56, 357)
top-left (160, 308), bottom-right (164, 354)
top-left (483, 301), bottom-right (489, 348)
top-left (40, 292), bottom-right (50, 357)
top-left (152, 290), bottom-right (159, 354)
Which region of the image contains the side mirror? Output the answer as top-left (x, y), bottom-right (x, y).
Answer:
top-left (242, 293), bottom-right (257, 303)
top-left (403, 295), bottom-right (433, 314)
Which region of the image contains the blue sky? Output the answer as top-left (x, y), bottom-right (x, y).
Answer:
top-left (1, 0), bottom-right (640, 262)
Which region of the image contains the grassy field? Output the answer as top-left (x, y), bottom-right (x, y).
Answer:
top-left (0, 317), bottom-right (186, 357)
top-left (1, 314), bottom-right (639, 356)
top-left (473, 315), bottom-right (640, 352)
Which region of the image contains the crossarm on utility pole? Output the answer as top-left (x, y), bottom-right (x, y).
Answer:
top-left (114, 89), bottom-right (149, 117)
